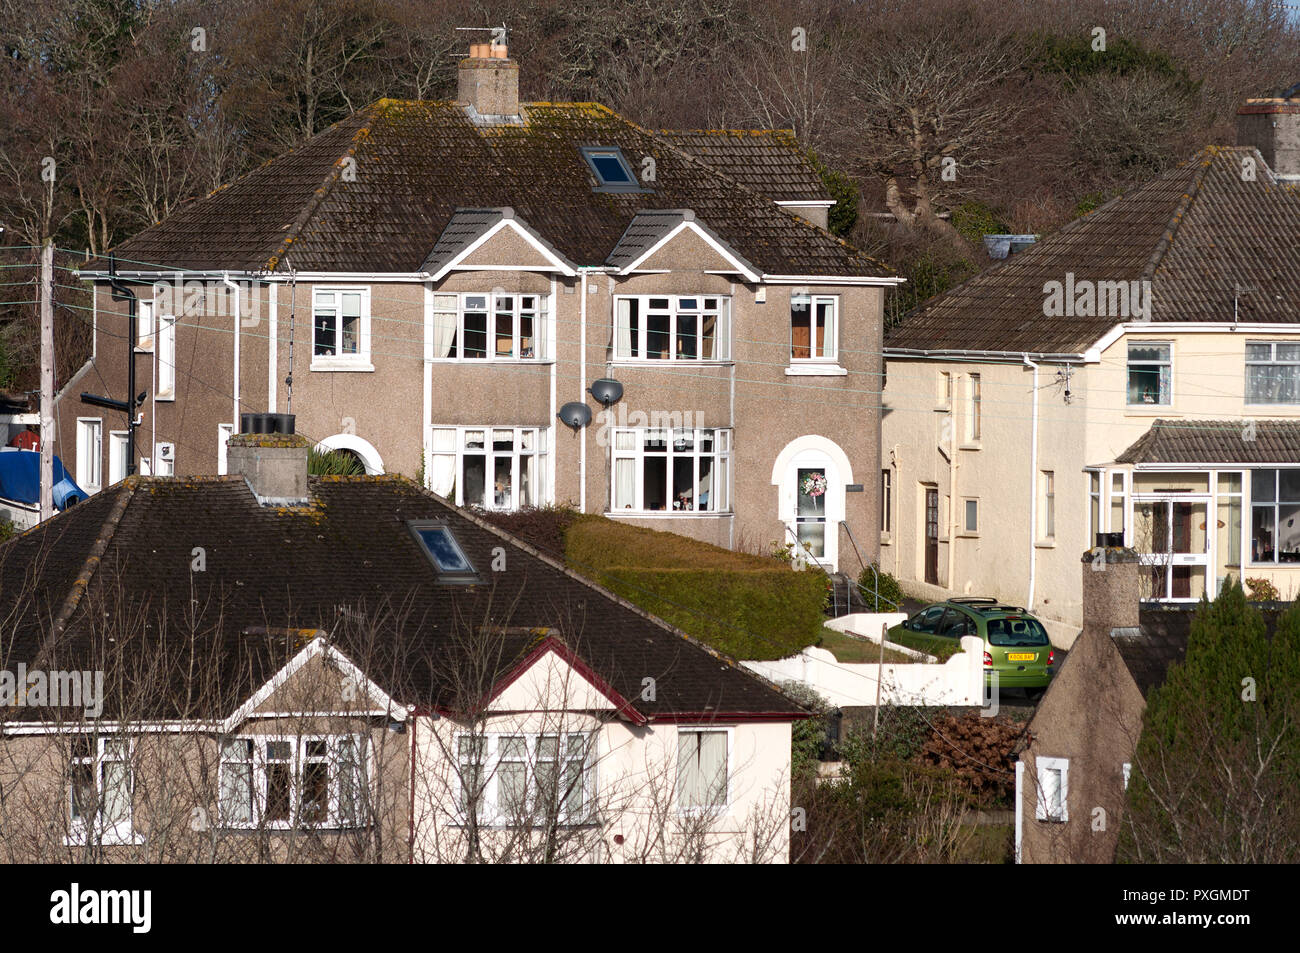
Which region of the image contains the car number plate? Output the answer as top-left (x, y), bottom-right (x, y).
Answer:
top-left (1007, 653), bottom-right (1036, 661)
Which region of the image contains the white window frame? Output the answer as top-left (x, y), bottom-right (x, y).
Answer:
top-left (428, 426), bottom-right (550, 511)
top-left (881, 468), bottom-right (892, 535)
top-left (1039, 470), bottom-right (1056, 543)
top-left (67, 737), bottom-right (139, 845)
top-left (154, 441), bottom-right (175, 476)
top-left (1122, 762), bottom-right (1131, 791)
top-left (136, 298), bottom-right (155, 351)
top-left (1245, 341), bottom-right (1300, 406)
top-left (431, 292), bottom-right (549, 362)
top-left (217, 423), bottom-right (235, 475)
top-left (612, 295), bottom-right (731, 362)
top-left (1035, 756), bottom-right (1069, 822)
top-left (311, 287), bottom-right (372, 370)
top-left (962, 497), bottom-right (979, 535)
top-left (966, 372), bottom-right (982, 443)
top-left (108, 431), bottom-right (130, 485)
top-left (1126, 341), bottom-right (1172, 407)
top-left (454, 731), bottom-right (595, 828)
top-left (610, 427), bottom-right (732, 514)
top-left (790, 293), bottom-right (838, 364)
top-left (1248, 467), bottom-right (1300, 566)
top-left (676, 728), bottom-right (731, 813)
top-left (76, 418), bottom-right (102, 491)
top-left (156, 312), bottom-right (177, 399)
top-left (218, 734), bottom-right (369, 830)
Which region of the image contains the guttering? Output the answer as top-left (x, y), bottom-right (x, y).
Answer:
top-left (887, 347), bottom-right (1086, 363)
top-left (579, 270), bottom-right (588, 511)
top-left (223, 272), bottom-right (240, 424)
top-left (1023, 354), bottom-right (1040, 612)
top-left (763, 274), bottom-right (905, 286)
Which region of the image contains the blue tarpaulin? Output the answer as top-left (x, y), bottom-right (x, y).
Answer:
top-left (0, 448), bottom-right (87, 510)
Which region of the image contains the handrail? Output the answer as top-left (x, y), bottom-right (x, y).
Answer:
top-left (783, 525), bottom-right (839, 616)
top-left (839, 520), bottom-right (900, 612)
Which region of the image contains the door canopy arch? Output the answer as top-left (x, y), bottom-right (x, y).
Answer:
top-left (315, 434), bottom-right (385, 475)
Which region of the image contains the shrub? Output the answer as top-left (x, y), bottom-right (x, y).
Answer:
top-left (915, 713), bottom-right (1020, 805)
top-left (0, 517), bottom-right (16, 543)
top-left (858, 562), bottom-right (903, 611)
top-left (1245, 577), bottom-right (1281, 602)
top-left (307, 447), bottom-right (365, 475)
top-left (476, 505), bottom-right (579, 559)
top-left (780, 681), bottom-right (830, 782)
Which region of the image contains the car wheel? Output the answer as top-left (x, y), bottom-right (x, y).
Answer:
top-left (1026, 687), bottom-right (1047, 701)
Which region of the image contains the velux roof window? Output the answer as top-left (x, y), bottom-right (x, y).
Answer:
top-left (580, 146), bottom-right (643, 193)
top-left (408, 520), bottom-right (481, 584)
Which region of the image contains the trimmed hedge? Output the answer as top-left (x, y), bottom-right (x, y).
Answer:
top-left (591, 567), bottom-right (828, 661)
top-left (477, 509), bottom-right (829, 661)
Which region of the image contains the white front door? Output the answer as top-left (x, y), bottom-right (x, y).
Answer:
top-left (783, 452), bottom-right (841, 571)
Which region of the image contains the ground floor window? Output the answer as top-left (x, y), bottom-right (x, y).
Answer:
top-left (428, 426), bottom-right (549, 511)
top-left (219, 735), bottom-right (367, 829)
top-left (677, 729), bottom-right (728, 811)
top-left (1250, 468), bottom-right (1300, 564)
top-left (456, 731), bottom-right (593, 827)
top-left (611, 428), bottom-right (730, 513)
top-left (69, 737), bottom-right (134, 844)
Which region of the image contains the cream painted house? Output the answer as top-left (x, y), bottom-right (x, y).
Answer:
top-left (882, 97), bottom-right (1300, 647)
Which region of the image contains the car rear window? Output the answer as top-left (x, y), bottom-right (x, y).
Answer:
top-left (985, 616), bottom-right (1049, 646)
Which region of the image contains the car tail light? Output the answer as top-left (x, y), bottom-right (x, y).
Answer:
top-left (983, 651), bottom-right (993, 668)
top-left (1047, 650), bottom-right (1055, 666)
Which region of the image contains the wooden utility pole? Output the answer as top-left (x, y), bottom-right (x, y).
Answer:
top-left (39, 241), bottom-right (54, 522)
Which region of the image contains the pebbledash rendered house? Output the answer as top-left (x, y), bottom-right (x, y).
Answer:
top-left (57, 43), bottom-right (900, 577)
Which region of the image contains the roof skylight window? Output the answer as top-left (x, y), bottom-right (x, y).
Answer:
top-left (580, 146), bottom-right (644, 193)
top-left (408, 520), bottom-right (481, 584)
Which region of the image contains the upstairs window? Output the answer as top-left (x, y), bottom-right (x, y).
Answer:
top-left (136, 299), bottom-right (155, 351)
top-left (313, 289), bottom-right (370, 366)
top-left (76, 418), bottom-right (102, 490)
top-left (432, 293), bottom-right (548, 361)
top-left (580, 146), bottom-right (642, 193)
top-left (1246, 341), bottom-right (1300, 405)
top-left (614, 296), bottom-right (730, 361)
top-left (791, 294), bottom-right (837, 362)
top-left (1126, 342), bottom-right (1171, 405)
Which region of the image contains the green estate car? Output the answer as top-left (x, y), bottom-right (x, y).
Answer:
top-left (893, 597), bottom-right (1055, 693)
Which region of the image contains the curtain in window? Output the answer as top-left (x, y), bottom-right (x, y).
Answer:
top-left (432, 296), bottom-right (457, 359)
top-left (678, 731), bottom-right (726, 808)
top-left (614, 458), bottom-right (635, 509)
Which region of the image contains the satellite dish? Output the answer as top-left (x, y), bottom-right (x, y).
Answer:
top-left (557, 401), bottom-right (593, 429)
top-left (587, 378), bottom-right (624, 407)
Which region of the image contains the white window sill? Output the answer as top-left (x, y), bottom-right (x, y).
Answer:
top-left (959, 442), bottom-right (982, 451)
top-left (134, 345), bottom-right (153, 353)
top-left (311, 360), bottom-right (375, 372)
top-left (1243, 403), bottom-right (1300, 410)
top-left (785, 364), bottom-right (846, 377)
top-left (155, 392), bottom-right (175, 402)
top-left (610, 360), bottom-right (733, 367)
top-left (65, 830), bottom-right (145, 847)
top-left (880, 532), bottom-right (892, 545)
top-left (1035, 540), bottom-right (1057, 549)
top-left (605, 510), bottom-right (734, 519)
top-left (429, 358), bottom-right (552, 364)
top-left (1124, 406), bottom-right (1172, 415)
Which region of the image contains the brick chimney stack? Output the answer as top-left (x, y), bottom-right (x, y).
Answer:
top-left (458, 42), bottom-right (520, 121)
top-left (1237, 92), bottom-right (1300, 180)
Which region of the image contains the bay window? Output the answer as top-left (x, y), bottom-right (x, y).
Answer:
top-left (456, 732), bottom-right (593, 827)
top-left (219, 735), bottom-right (367, 829)
top-left (68, 737), bottom-right (134, 844)
top-left (428, 426), bottom-right (549, 511)
top-left (611, 427), bottom-right (731, 513)
top-left (614, 295), bottom-right (729, 361)
top-left (432, 292), bottom-right (548, 361)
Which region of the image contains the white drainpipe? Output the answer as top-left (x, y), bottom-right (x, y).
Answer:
top-left (1014, 759), bottom-right (1024, 864)
top-left (1023, 354), bottom-right (1040, 611)
top-left (578, 271), bottom-right (587, 511)
top-left (225, 272), bottom-right (241, 425)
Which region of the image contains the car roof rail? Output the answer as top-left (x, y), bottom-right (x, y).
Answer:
top-left (950, 596), bottom-right (998, 604)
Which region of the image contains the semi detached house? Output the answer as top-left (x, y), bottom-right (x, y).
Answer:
top-left (60, 44), bottom-right (899, 573)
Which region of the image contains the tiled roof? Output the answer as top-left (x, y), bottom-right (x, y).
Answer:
top-left (1114, 419), bottom-right (1300, 465)
top-left (0, 476), bottom-right (803, 721)
top-left (1116, 607), bottom-right (1286, 697)
top-left (657, 130), bottom-right (830, 203)
top-left (604, 208), bottom-right (757, 275)
top-left (887, 147), bottom-right (1300, 355)
top-left (94, 101), bottom-right (886, 279)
